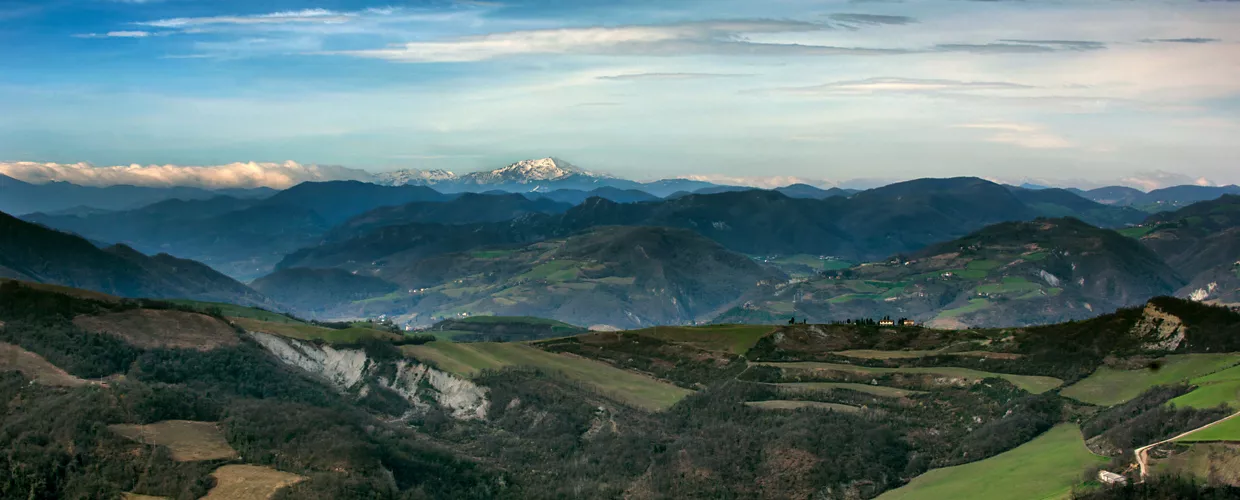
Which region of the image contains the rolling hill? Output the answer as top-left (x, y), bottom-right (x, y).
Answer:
top-left (717, 217), bottom-right (1185, 328)
top-left (261, 226), bottom-right (783, 328)
top-left (1137, 195), bottom-right (1240, 306)
top-left (0, 209), bottom-right (273, 307)
top-left (0, 173), bottom-right (274, 216)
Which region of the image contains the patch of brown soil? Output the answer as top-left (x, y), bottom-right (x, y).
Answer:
top-left (201, 465), bottom-right (306, 500)
top-left (74, 309), bottom-right (239, 350)
top-left (109, 420), bottom-right (239, 461)
top-left (0, 342), bottom-right (93, 387)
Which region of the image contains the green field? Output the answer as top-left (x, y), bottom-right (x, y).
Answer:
top-left (966, 259), bottom-right (1002, 271)
top-left (1118, 226), bottom-right (1155, 238)
top-left (744, 401), bottom-right (861, 412)
top-left (1176, 415), bottom-right (1240, 442)
top-left (757, 361), bottom-right (1062, 394)
top-left (516, 260), bottom-right (583, 282)
top-left (935, 299), bottom-right (992, 320)
top-left (1061, 354), bottom-right (1240, 406)
top-left (166, 300), bottom-right (301, 324)
top-left (1169, 365), bottom-right (1240, 410)
top-left (629, 324), bottom-right (774, 355)
top-left (976, 276), bottom-right (1042, 295)
top-left (877, 424), bottom-right (1107, 500)
top-left (232, 318), bottom-right (401, 344)
top-left (773, 382), bottom-right (924, 398)
top-left (401, 342), bottom-right (691, 411)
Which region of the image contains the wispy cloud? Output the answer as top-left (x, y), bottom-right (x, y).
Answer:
top-left (956, 123), bottom-right (1073, 149)
top-left (597, 72), bottom-right (753, 81)
top-left (827, 13), bottom-right (917, 26)
top-left (334, 20), bottom-right (909, 62)
top-left (1141, 37), bottom-right (1220, 44)
top-left (936, 39), bottom-right (1106, 54)
top-left (138, 8), bottom-right (355, 28)
top-left (769, 77), bottom-right (1032, 95)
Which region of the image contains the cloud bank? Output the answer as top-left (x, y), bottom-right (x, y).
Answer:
top-left (0, 161), bottom-right (373, 189)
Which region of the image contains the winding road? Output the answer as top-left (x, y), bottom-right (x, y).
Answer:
top-left (1134, 410), bottom-right (1240, 480)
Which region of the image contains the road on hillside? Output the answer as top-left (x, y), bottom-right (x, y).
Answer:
top-left (1134, 410), bottom-right (1240, 479)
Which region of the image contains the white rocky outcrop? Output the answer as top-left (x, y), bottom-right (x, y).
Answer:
top-left (1133, 303), bottom-right (1186, 352)
top-left (248, 332), bottom-right (488, 420)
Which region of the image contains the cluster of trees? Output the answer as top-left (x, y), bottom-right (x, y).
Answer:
top-left (539, 332), bottom-right (747, 389)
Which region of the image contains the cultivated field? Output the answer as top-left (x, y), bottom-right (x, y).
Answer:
top-left (109, 420), bottom-right (238, 461)
top-left (876, 424), bottom-right (1107, 500)
top-left (772, 382), bottom-right (924, 398)
top-left (201, 465), bottom-right (305, 500)
top-left (230, 317), bottom-right (400, 344)
top-left (1169, 365), bottom-right (1240, 410)
top-left (629, 324), bottom-right (775, 355)
top-left (167, 299), bottom-right (301, 324)
top-left (834, 349), bottom-right (1022, 360)
top-left (402, 342), bottom-right (691, 410)
top-left (1061, 354), bottom-right (1240, 406)
top-left (74, 309), bottom-right (240, 351)
top-left (743, 400), bottom-right (861, 412)
top-left (756, 361), bottom-right (1063, 394)
top-left (1177, 416), bottom-right (1240, 443)
top-left (0, 342), bottom-right (91, 387)
top-left (1152, 443), bottom-right (1240, 485)
top-left (0, 278), bottom-right (121, 303)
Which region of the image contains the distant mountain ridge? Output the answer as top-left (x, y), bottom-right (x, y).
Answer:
top-left (1074, 184), bottom-right (1240, 212)
top-left (0, 173), bottom-right (274, 216)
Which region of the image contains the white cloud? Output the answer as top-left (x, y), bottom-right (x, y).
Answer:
top-left (0, 161), bottom-right (373, 189)
top-left (955, 122), bottom-right (1073, 149)
top-left (1120, 170), bottom-right (1216, 191)
top-left (772, 77), bottom-right (1032, 95)
top-left (74, 30), bottom-right (153, 38)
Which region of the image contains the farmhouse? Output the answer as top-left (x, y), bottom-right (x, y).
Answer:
top-left (878, 317), bottom-right (895, 326)
top-left (899, 319), bottom-right (917, 327)
top-left (1097, 470), bottom-right (1127, 485)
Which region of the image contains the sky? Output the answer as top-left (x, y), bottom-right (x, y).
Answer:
top-left (0, 0), bottom-right (1238, 189)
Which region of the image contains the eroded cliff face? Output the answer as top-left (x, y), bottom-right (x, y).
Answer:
top-left (248, 331), bottom-right (488, 420)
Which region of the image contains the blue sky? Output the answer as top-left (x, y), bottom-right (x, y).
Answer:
top-left (1, 0), bottom-right (1238, 189)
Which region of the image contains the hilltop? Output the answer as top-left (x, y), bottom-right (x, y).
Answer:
top-left (718, 217), bottom-right (1184, 328)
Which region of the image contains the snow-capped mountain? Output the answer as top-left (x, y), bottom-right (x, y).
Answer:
top-left (375, 168), bottom-right (459, 187)
top-left (458, 158), bottom-right (610, 185)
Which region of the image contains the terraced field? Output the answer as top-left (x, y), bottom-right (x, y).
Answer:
top-left (231, 317), bottom-right (401, 344)
top-left (1061, 354), bottom-right (1240, 406)
top-left (835, 349), bottom-right (1022, 360)
top-left (773, 382), bottom-right (924, 398)
top-left (402, 342), bottom-right (691, 410)
top-left (744, 401), bottom-right (861, 412)
top-left (877, 424), bottom-right (1106, 500)
top-left (629, 324), bottom-right (774, 355)
top-left (757, 361), bottom-right (1063, 394)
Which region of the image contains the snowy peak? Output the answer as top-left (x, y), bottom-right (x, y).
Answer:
top-left (462, 158), bottom-right (607, 185)
top-left (375, 169), bottom-right (459, 187)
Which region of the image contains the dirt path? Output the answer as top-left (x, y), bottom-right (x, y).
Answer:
top-left (1135, 409), bottom-right (1240, 479)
